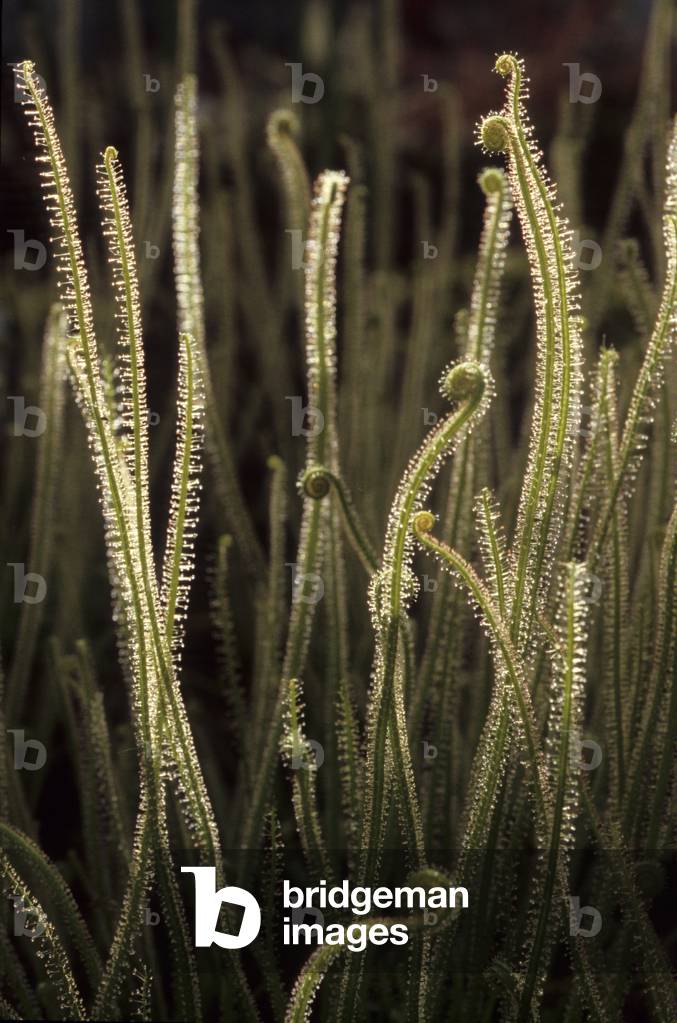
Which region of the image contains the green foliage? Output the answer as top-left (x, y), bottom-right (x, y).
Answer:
top-left (1, 4), bottom-right (675, 1021)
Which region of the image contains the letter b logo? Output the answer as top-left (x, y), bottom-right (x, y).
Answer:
top-left (181, 867), bottom-right (261, 949)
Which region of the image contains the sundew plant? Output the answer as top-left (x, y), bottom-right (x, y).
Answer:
top-left (1, 0), bottom-right (676, 1020)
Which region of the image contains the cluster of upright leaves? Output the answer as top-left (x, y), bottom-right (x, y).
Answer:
top-left (243, 169), bottom-right (348, 879)
top-left (3, 9), bottom-right (676, 1022)
top-left (413, 167), bottom-right (512, 838)
top-left (11, 59), bottom-right (232, 1020)
top-left (480, 55), bottom-right (584, 653)
top-left (361, 358), bottom-right (490, 871)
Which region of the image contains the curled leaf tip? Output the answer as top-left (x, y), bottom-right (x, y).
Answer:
top-left (478, 167), bottom-right (505, 195)
top-left (440, 361), bottom-right (485, 403)
top-left (413, 510), bottom-right (436, 535)
top-left (302, 466), bottom-right (331, 500)
top-left (495, 53), bottom-right (518, 77)
top-left (267, 108), bottom-right (300, 137)
top-left (479, 115), bottom-right (510, 153)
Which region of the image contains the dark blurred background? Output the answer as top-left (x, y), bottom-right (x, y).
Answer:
top-left (3, 0), bottom-right (675, 259)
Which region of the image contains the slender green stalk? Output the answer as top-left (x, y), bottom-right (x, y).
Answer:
top-left (360, 362), bottom-right (489, 881)
top-left (597, 355), bottom-right (629, 809)
top-left (0, 853), bottom-right (85, 1019)
top-left (267, 110), bottom-right (311, 253)
top-left (173, 74), bottom-right (265, 579)
top-left (302, 467), bottom-right (378, 574)
top-left (339, 139), bottom-right (367, 475)
top-left (6, 305), bottom-right (66, 719)
top-left (644, 506), bottom-right (677, 850)
top-left (250, 457), bottom-right (288, 761)
top-left (322, 502), bottom-right (351, 859)
top-left (516, 564), bottom-right (588, 1022)
top-left (480, 54), bottom-right (583, 650)
top-left (211, 535), bottom-right (247, 755)
top-left (625, 504), bottom-right (677, 842)
top-left (414, 166), bottom-right (512, 752)
top-left (238, 172), bottom-right (348, 876)
top-left (280, 678), bottom-right (332, 879)
top-left (161, 331), bottom-right (205, 660)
